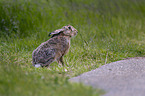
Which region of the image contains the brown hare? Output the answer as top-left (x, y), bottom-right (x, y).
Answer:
top-left (32, 25), bottom-right (78, 68)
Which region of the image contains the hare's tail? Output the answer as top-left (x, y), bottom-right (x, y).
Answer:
top-left (34, 63), bottom-right (41, 68)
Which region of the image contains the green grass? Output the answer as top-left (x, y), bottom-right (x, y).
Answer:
top-left (0, 0), bottom-right (145, 96)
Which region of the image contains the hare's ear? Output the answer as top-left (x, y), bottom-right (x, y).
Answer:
top-left (48, 29), bottom-right (64, 36)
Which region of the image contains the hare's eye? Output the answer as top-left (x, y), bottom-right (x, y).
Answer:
top-left (68, 27), bottom-right (71, 30)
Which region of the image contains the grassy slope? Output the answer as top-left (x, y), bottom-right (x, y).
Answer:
top-left (0, 0), bottom-right (145, 96)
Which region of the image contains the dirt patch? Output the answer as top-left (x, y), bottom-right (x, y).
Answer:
top-left (70, 58), bottom-right (145, 96)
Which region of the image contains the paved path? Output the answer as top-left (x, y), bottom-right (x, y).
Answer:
top-left (69, 57), bottom-right (145, 96)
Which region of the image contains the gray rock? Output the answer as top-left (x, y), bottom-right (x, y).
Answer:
top-left (69, 57), bottom-right (145, 96)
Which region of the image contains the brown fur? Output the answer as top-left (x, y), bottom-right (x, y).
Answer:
top-left (32, 25), bottom-right (78, 67)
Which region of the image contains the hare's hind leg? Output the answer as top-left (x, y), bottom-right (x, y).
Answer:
top-left (41, 58), bottom-right (55, 67)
